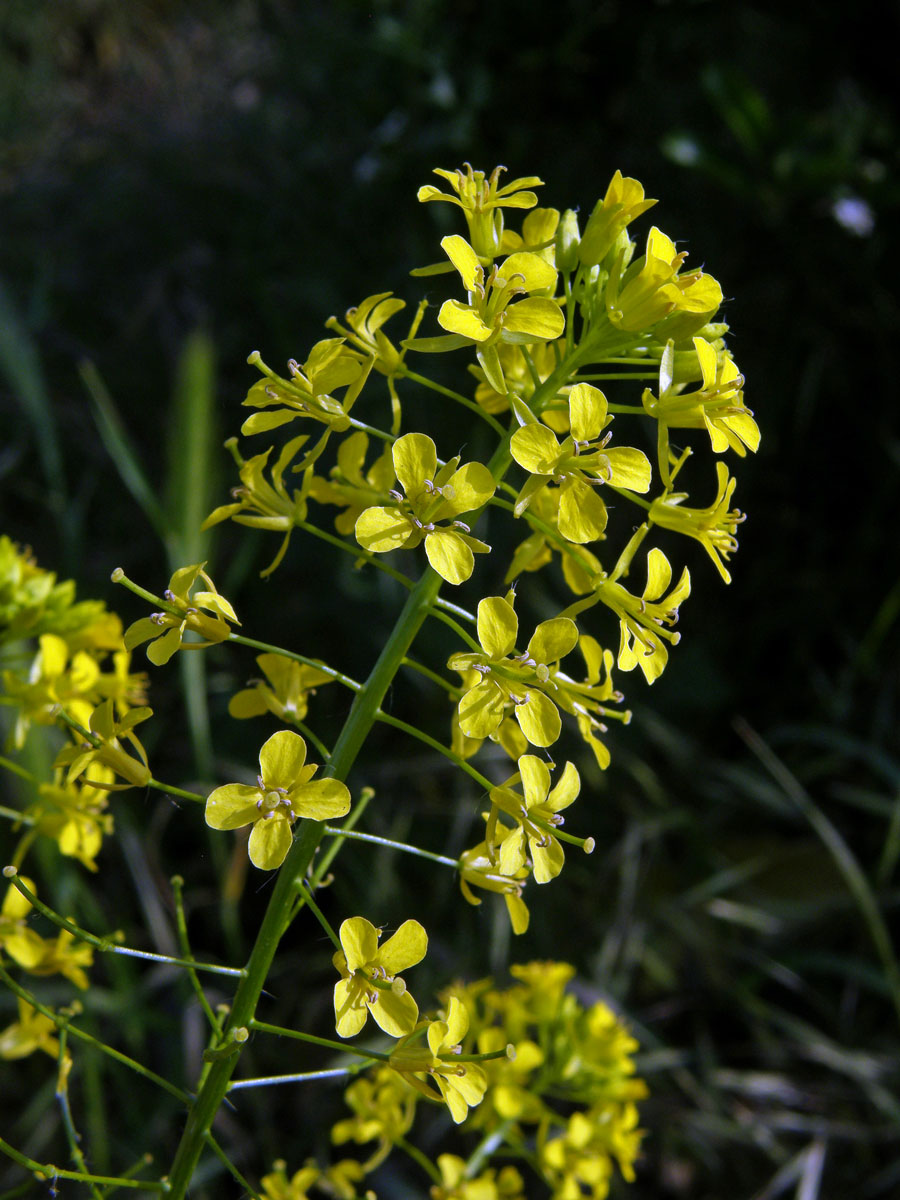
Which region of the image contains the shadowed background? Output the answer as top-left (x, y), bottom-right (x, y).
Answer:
top-left (1, 2), bottom-right (898, 1196)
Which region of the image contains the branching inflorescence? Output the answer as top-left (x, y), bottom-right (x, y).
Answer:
top-left (0, 164), bottom-right (757, 1197)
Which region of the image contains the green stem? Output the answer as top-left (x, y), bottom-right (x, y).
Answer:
top-left (204, 1133), bottom-right (262, 1200)
top-left (401, 656), bottom-right (460, 697)
top-left (0, 1137), bottom-right (170, 1193)
top-left (295, 516), bottom-right (414, 591)
top-left (396, 1135), bottom-right (442, 1186)
top-left (147, 779), bottom-right (205, 804)
top-left (248, 1019), bottom-right (392, 1062)
top-left (374, 710), bottom-right (493, 793)
top-left (0, 966), bottom-right (190, 1105)
top-left (1, 871), bottom-right (244, 979)
top-left (56, 1029), bottom-right (105, 1200)
top-left (171, 875), bottom-right (222, 1033)
top-left (228, 1067), bottom-right (354, 1091)
top-left (402, 369), bottom-right (507, 438)
top-left (322, 825), bottom-right (459, 868)
top-left (293, 880), bottom-right (342, 952)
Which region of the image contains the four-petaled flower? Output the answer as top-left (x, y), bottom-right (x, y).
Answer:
top-left (649, 461), bottom-right (745, 583)
top-left (642, 337), bottom-right (759, 483)
top-left (355, 433), bottom-right (495, 585)
top-left (228, 652), bottom-right (334, 725)
top-left (205, 730), bottom-right (350, 870)
top-left (125, 563), bottom-right (239, 665)
top-left (510, 383), bottom-right (651, 543)
top-left (486, 756), bottom-right (582, 884)
top-left (389, 996), bottom-right (487, 1123)
top-left (332, 915), bottom-right (427, 1038)
top-left (417, 164), bottom-right (543, 257)
top-left (449, 594), bottom-right (578, 747)
top-left (434, 235), bottom-right (564, 394)
top-left (606, 226), bottom-right (723, 334)
top-left (577, 169), bottom-right (658, 268)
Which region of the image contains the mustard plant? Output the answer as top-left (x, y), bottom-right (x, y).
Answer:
top-left (0, 164), bottom-right (757, 1197)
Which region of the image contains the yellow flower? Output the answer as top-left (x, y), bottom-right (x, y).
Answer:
top-left (355, 433), bottom-right (495, 585)
top-left (448, 594), bottom-right (579, 747)
top-left (649, 462), bottom-right (745, 583)
top-left (389, 997), bottom-right (487, 1123)
top-left (433, 235), bottom-right (563, 394)
top-left (203, 436), bottom-right (312, 577)
top-left (458, 842), bottom-right (530, 935)
top-left (0, 876), bottom-right (45, 969)
top-left (29, 767), bottom-right (114, 871)
top-left (228, 653), bottom-right (334, 725)
top-left (54, 698), bottom-right (152, 790)
top-left (241, 340), bottom-right (370, 437)
top-left (332, 916), bottom-right (427, 1038)
top-left (417, 164), bottom-right (543, 257)
top-left (510, 383), bottom-right (651, 544)
top-left (260, 1159), bottom-right (320, 1200)
top-left (643, 336), bottom-right (759, 482)
top-left (486, 756), bottom-right (582, 884)
top-left (606, 226), bottom-right (723, 334)
top-left (205, 730), bottom-right (351, 870)
top-left (0, 998), bottom-right (59, 1061)
top-left (431, 1153), bottom-right (526, 1200)
top-left (309, 431), bottom-right (396, 536)
top-left (124, 563), bottom-right (238, 665)
top-left (578, 169), bottom-right (658, 267)
top-left (331, 1065), bottom-right (416, 1169)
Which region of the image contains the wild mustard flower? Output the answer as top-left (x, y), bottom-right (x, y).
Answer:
top-left (389, 997), bottom-right (488, 1123)
top-left (28, 767), bottom-right (114, 871)
top-left (486, 756), bottom-right (582, 884)
top-left (650, 461), bottom-right (745, 583)
top-left (606, 226), bottom-right (723, 334)
top-left (431, 1154), bottom-right (526, 1200)
top-left (260, 1160), bottom-right (320, 1200)
top-left (229, 652), bottom-right (334, 725)
top-left (331, 1065), bottom-right (416, 1169)
top-left (510, 382), bottom-right (651, 543)
top-left (205, 730), bottom-right (350, 870)
top-left (241, 340), bottom-right (370, 437)
top-left (203, 436), bottom-right (312, 575)
top-left (417, 163), bottom-right (543, 257)
top-left (355, 433), bottom-right (495, 585)
top-left (578, 170), bottom-right (658, 268)
top-left (458, 842), bottom-right (530, 934)
top-left (0, 876), bottom-right (45, 969)
top-left (309, 430), bottom-right (396, 535)
top-left (642, 337), bottom-right (758, 481)
top-left (332, 916), bottom-right (427, 1038)
top-left (55, 697), bottom-right (152, 789)
top-left (0, 998), bottom-right (60, 1061)
top-left (124, 563), bottom-right (238, 664)
top-left (449, 594), bottom-right (578, 747)
top-left (428, 235), bottom-right (564, 394)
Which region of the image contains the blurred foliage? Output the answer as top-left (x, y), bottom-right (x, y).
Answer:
top-left (1, 0), bottom-right (899, 1196)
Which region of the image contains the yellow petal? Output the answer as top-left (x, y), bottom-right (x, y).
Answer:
top-left (437, 299), bottom-right (492, 342)
top-left (515, 692), bottom-right (560, 747)
top-left (425, 529), bottom-right (474, 585)
top-left (356, 506), bottom-right (415, 553)
top-left (477, 596), bottom-right (518, 659)
top-left (258, 729), bottom-right (307, 789)
top-left (205, 783), bottom-right (260, 830)
top-left (392, 432), bottom-right (437, 497)
top-left (247, 814), bottom-right (293, 869)
top-left (340, 917), bottom-right (379, 972)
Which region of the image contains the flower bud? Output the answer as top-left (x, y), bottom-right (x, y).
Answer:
top-left (555, 209), bottom-right (581, 273)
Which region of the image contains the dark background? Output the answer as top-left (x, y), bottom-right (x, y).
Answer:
top-left (2, 2), bottom-right (899, 1196)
